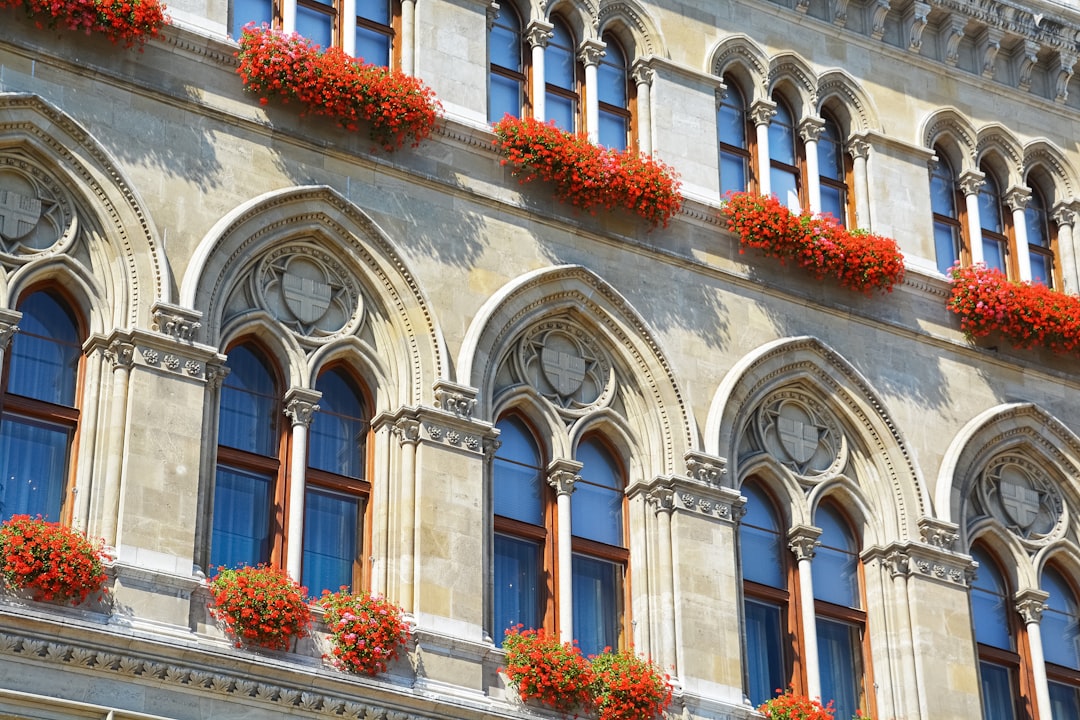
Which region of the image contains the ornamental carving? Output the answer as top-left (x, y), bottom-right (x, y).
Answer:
top-left (752, 389), bottom-right (847, 480)
top-left (248, 243), bottom-right (362, 340)
top-left (514, 319), bottom-right (614, 415)
top-left (0, 156), bottom-right (76, 261)
top-left (975, 453), bottom-right (1065, 545)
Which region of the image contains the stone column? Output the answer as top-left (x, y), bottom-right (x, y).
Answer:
top-left (579, 40), bottom-right (605, 144)
top-left (525, 21), bottom-right (553, 121)
top-left (1006, 187), bottom-right (1033, 281)
top-left (282, 0), bottom-right (296, 36)
top-left (100, 340), bottom-right (135, 547)
top-left (750, 100), bottom-right (777, 197)
top-left (284, 388), bottom-right (321, 582)
top-left (401, 0), bottom-right (416, 75)
top-left (1016, 589), bottom-right (1052, 720)
top-left (341, 0), bottom-right (357, 57)
top-left (548, 459), bottom-right (582, 642)
top-left (1052, 203), bottom-right (1078, 293)
top-left (0, 310), bottom-right (20, 402)
top-left (392, 417), bottom-right (421, 612)
top-left (848, 137), bottom-right (871, 229)
top-left (799, 116), bottom-right (825, 214)
top-left (959, 170), bottom-right (986, 265)
top-left (789, 524), bottom-right (823, 700)
top-left (647, 486), bottom-right (677, 673)
top-left (883, 547), bottom-right (920, 720)
top-left (632, 60), bottom-right (654, 154)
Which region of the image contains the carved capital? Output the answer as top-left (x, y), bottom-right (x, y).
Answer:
top-left (647, 486), bottom-right (676, 513)
top-left (978, 27), bottom-right (1004, 78)
top-left (905, 1), bottom-right (929, 52)
top-left (871, 0), bottom-right (890, 40)
top-left (1052, 202), bottom-right (1077, 228)
top-left (284, 388), bottom-right (322, 427)
top-left (482, 437), bottom-right (502, 462)
top-left (433, 380), bottom-right (477, 419)
top-left (684, 451), bottom-right (727, 486)
top-left (847, 136), bottom-right (871, 160)
top-left (832, 0), bottom-right (849, 26)
top-left (486, 1), bottom-right (500, 30)
top-left (944, 15), bottom-right (966, 66)
top-left (1014, 589), bottom-right (1049, 624)
top-left (0, 323), bottom-right (18, 351)
top-left (524, 20), bottom-right (554, 48)
top-left (1018, 40), bottom-right (1040, 91)
top-left (205, 363), bottom-right (230, 390)
top-left (105, 341), bottom-right (135, 369)
top-left (393, 418), bottom-right (422, 445)
top-left (547, 467), bottom-right (581, 496)
top-left (788, 525), bottom-right (822, 561)
top-left (749, 99), bottom-right (777, 127)
top-left (918, 517), bottom-right (960, 551)
top-left (630, 59), bottom-right (654, 88)
top-left (1055, 50), bottom-right (1077, 103)
top-left (1004, 186), bottom-right (1032, 213)
top-left (151, 301), bottom-right (203, 343)
top-left (958, 170), bottom-right (985, 197)
top-left (798, 116), bottom-right (825, 144)
top-left (578, 39), bottom-right (606, 67)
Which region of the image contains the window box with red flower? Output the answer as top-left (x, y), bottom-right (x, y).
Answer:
top-left (589, 647), bottom-right (673, 720)
top-left (758, 688), bottom-right (836, 719)
top-left (319, 587), bottom-right (409, 676)
top-left (0, 0), bottom-right (168, 48)
top-left (0, 515), bottom-right (110, 605)
top-left (500, 625), bottom-right (595, 713)
top-left (208, 564), bottom-right (311, 652)
top-left (492, 115), bottom-right (683, 228)
top-left (236, 24), bottom-right (442, 152)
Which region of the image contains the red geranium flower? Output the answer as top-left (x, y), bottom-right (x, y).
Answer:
top-left (0, 515), bottom-right (109, 604)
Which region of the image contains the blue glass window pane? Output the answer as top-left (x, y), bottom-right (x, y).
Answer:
top-left (310, 370), bottom-right (366, 478)
top-left (599, 112), bottom-right (628, 150)
top-left (1031, 253), bottom-right (1053, 287)
top-left (490, 75), bottom-right (522, 122)
top-left (931, 165), bottom-right (957, 217)
top-left (971, 547), bottom-right (1013, 651)
top-left (597, 42), bottom-right (626, 107)
top-left (1049, 681), bottom-right (1080, 720)
top-left (821, 186), bottom-right (845, 225)
top-left (231, 0), bottom-right (273, 37)
top-left (9, 293), bottom-right (81, 406)
top-left (547, 95), bottom-right (576, 133)
top-left (572, 440), bottom-right (622, 546)
top-left (494, 533), bottom-right (541, 644)
top-left (356, 28), bottom-right (391, 66)
top-left (493, 417), bottom-right (544, 525)
top-left (740, 484), bottom-right (784, 589)
top-left (817, 617), bottom-right (861, 720)
top-left (302, 486), bottom-right (359, 596)
top-left (358, 0), bottom-right (389, 25)
top-left (572, 553), bottom-right (620, 657)
top-left (490, 18), bottom-right (520, 70)
top-left (717, 88), bottom-right (746, 148)
top-left (771, 168), bottom-right (800, 212)
top-left (979, 178), bottom-right (1004, 233)
top-left (295, 7), bottom-right (333, 48)
top-left (546, 24), bottom-right (575, 89)
top-left (220, 345), bottom-right (278, 456)
top-left (1042, 567), bottom-right (1080, 669)
top-left (0, 413), bottom-right (69, 521)
top-left (983, 236), bottom-right (1006, 273)
top-left (745, 598), bottom-right (785, 706)
top-left (210, 465), bottom-right (272, 570)
top-left (769, 103), bottom-right (796, 164)
top-left (934, 222), bottom-right (960, 274)
top-left (819, 120), bottom-right (843, 180)
top-left (813, 505), bottom-right (859, 608)
top-left (720, 152), bottom-right (748, 196)
top-left (1025, 204), bottom-right (1049, 248)
top-left (979, 661), bottom-right (1017, 720)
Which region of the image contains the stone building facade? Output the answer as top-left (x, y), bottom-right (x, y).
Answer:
top-left (2, 0), bottom-right (1080, 716)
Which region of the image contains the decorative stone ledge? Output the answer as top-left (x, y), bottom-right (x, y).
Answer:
top-left (863, 541), bottom-right (977, 587)
top-left (374, 406), bottom-right (498, 456)
top-left (631, 474), bottom-right (745, 524)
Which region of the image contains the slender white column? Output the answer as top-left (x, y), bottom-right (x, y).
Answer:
top-left (284, 389), bottom-right (320, 582)
top-left (0, 314), bottom-right (19, 405)
top-left (1005, 187), bottom-right (1033, 281)
top-left (400, 0), bottom-right (416, 75)
top-left (525, 21), bottom-right (553, 122)
top-left (750, 100), bottom-right (777, 197)
top-left (789, 525), bottom-right (823, 700)
top-left (1016, 590), bottom-right (1052, 720)
top-left (100, 340), bottom-right (135, 547)
top-left (341, 0), bottom-right (357, 56)
top-left (1053, 203), bottom-right (1079, 293)
top-left (393, 418), bottom-right (421, 612)
top-left (848, 137), bottom-right (871, 229)
top-left (282, 1), bottom-right (296, 35)
top-left (959, 170), bottom-right (986, 265)
top-left (631, 61), bottom-right (654, 154)
top-left (648, 488), bottom-right (677, 673)
top-left (548, 461), bottom-right (581, 643)
top-left (579, 40), bottom-right (605, 143)
top-left (800, 117), bottom-right (825, 214)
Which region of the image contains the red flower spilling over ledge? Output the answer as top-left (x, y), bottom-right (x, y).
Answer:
top-left (500, 625), bottom-right (595, 713)
top-left (492, 115), bottom-right (682, 228)
top-left (0, 515), bottom-right (109, 605)
top-left (948, 263), bottom-right (1080, 354)
top-left (1, 0), bottom-right (168, 48)
top-left (237, 24), bottom-right (442, 151)
top-left (208, 564), bottom-right (311, 651)
top-left (758, 688), bottom-right (836, 720)
top-left (723, 191), bottom-right (906, 294)
top-left (319, 587), bottom-right (409, 675)
top-left (590, 648), bottom-right (673, 720)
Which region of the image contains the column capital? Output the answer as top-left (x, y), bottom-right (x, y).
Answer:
top-left (547, 458), bottom-right (583, 495)
top-left (788, 524), bottom-right (822, 561)
top-left (1015, 588), bottom-right (1050, 624)
top-left (284, 387), bottom-right (322, 427)
top-left (847, 136), bottom-right (871, 160)
top-left (1051, 202), bottom-right (1077, 228)
top-left (684, 450), bottom-right (727, 486)
top-left (151, 300), bottom-right (203, 343)
top-left (630, 58), bottom-right (654, 88)
top-left (0, 308), bottom-right (20, 351)
top-left (578, 39), bottom-right (606, 67)
top-left (798, 116), bottom-right (826, 143)
top-left (524, 19), bottom-right (554, 48)
top-left (393, 417), bottom-right (422, 444)
top-left (647, 486), bottom-right (676, 513)
top-left (432, 379), bottom-right (478, 419)
top-left (958, 170), bottom-right (986, 197)
top-left (1004, 186), bottom-right (1032, 212)
top-left (749, 99), bottom-right (777, 127)
top-left (105, 340), bottom-right (136, 369)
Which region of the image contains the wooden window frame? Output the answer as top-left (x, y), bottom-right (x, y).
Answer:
top-left (978, 166), bottom-right (1017, 279)
top-left (931, 149), bottom-right (971, 269)
top-left (544, 17), bottom-right (582, 133)
top-left (769, 95), bottom-right (807, 208)
top-left (717, 77), bottom-right (756, 195)
top-left (355, 0), bottom-right (400, 67)
top-left (595, 32), bottom-right (634, 150)
top-left (819, 112), bottom-right (853, 226)
top-left (1024, 181), bottom-right (1062, 289)
top-left (488, 3), bottom-right (530, 120)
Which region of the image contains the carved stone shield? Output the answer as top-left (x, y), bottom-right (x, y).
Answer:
top-left (282, 270), bottom-right (332, 324)
top-left (777, 414), bottom-right (819, 464)
top-left (0, 190), bottom-right (42, 240)
top-left (999, 474), bottom-right (1042, 530)
top-left (541, 347), bottom-right (587, 397)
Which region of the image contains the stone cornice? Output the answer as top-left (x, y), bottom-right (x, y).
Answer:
top-left (630, 475), bottom-right (745, 524)
top-left (373, 406), bottom-right (497, 455)
top-left (863, 541), bottom-right (977, 587)
top-left (85, 329), bottom-right (225, 383)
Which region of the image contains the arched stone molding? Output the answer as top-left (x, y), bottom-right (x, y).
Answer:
top-left (546, 0), bottom-right (596, 41)
top-left (1023, 140), bottom-right (1079, 200)
top-left (708, 35), bottom-right (769, 100)
top-left (969, 518), bottom-right (1034, 591)
top-left (768, 52), bottom-right (819, 114)
top-left (922, 108), bottom-right (978, 171)
top-left (1033, 538), bottom-right (1080, 592)
top-left (569, 406), bottom-right (640, 478)
top-left (458, 265), bottom-right (695, 483)
top-left (491, 385), bottom-right (573, 459)
top-left (219, 311), bottom-right (312, 391)
top-left (816, 69), bottom-right (881, 134)
top-left (705, 336), bottom-right (928, 543)
top-left (976, 125), bottom-right (1024, 186)
top-left (595, 0), bottom-right (664, 57)
top-left (936, 403), bottom-right (1080, 556)
top-left (307, 336), bottom-right (393, 412)
top-left (180, 186), bottom-right (447, 409)
top-left (0, 93), bottom-right (169, 329)
top-left (737, 456), bottom-right (813, 528)
top-left (6, 254), bottom-right (108, 335)
top-left (807, 473), bottom-right (882, 546)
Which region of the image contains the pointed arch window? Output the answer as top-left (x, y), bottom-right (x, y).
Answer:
top-left (971, 544), bottom-right (1024, 720)
top-left (1041, 565), bottom-right (1080, 716)
top-left (545, 19), bottom-right (580, 133)
top-left (978, 169), bottom-right (1011, 275)
top-left (818, 114), bottom-right (849, 226)
top-left (0, 290), bottom-right (83, 522)
top-left (718, 79), bottom-right (752, 196)
top-left (1024, 183), bottom-right (1058, 288)
top-left (571, 437), bottom-right (627, 657)
top-left (769, 96), bottom-right (802, 211)
top-left (597, 34), bottom-right (631, 150)
top-left (931, 150), bottom-right (965, 274)
top-left (489, 3), bottom-right (527, 122)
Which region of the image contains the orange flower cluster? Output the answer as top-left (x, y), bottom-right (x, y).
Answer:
top-left (492, 115), bottom-right (683, 228)
top-left (948, 263), bottom-right (1080, 354)
top-left (208, 564), bottom-right (311, 651)
top-left (236, 24), bottom-right (442, 151)
top-left (758, 688), bottom-right (836, 720)
top-left (0, 515), bottom-right (109, 605)
top-left (501, 626), bottom-right (595, 713)
top-left (723, 191), bottom-right (906, 294)
top-left (590, 647), bottom-right (673, 720)
top-left (319, 587), bottom-right (409, 676)
top-left (0, 0), bottom-right (168, 47)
